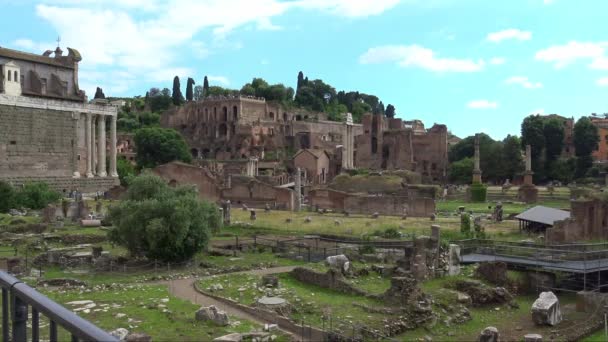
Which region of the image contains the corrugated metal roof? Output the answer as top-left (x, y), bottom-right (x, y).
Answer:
top-left (515, 206), bottom-right (570, 226)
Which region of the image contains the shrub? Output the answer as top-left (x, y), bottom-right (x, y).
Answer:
top-left (460, 214), bottom-right (471, 235)
top-left (0, 182), bottom-right (16, 213)
top-left (14, 182), bottom-right (61, 210)
top-left (108, 173), bottom-right (221, 262)
top-left (382, 227), bottom-right (401, 239)
top-left (469, 183), bottom-right (487, 202)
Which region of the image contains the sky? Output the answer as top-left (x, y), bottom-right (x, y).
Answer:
top-left (1, 0), bottom-right (608, 139)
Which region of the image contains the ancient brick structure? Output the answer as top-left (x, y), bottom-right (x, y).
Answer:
top-left (354, 114), bottom-right (448, 182)
top-left (161, 96), bottom-right (363, 162)
top-left (152, 161), bottom-right (221, 202)
top-left (546, 198), bottom-right (608, 243)
top-left (293, 149), bottom-right (331, 184)
top-left (0, 46), bottom-right (119, 193)
top-left (308, 188), bottom-right (435, 217)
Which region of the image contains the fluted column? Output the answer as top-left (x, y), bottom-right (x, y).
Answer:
top-left (92, 116), bottom-right (97, 175)
top-left (97, 115), bottom-right (107, 177)
top-left (110, 115), bottom-right (118, 177)
top-left (85, 113), bottom-right (93, 178)
top-left (72, 112), bottom-right (81, 178)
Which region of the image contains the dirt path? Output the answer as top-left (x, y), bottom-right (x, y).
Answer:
top-left (158, 266), bottom-right (302, 340)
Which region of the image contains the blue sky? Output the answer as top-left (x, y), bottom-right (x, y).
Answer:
top-left (2, 0), bottom-right (608, 139)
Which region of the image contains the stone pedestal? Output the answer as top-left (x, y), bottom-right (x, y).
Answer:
top-left (523, 171), bottom-right (534, 186)
top-left (472, 170), bottom-right (482, 184)
top-left (518, 184), bottom-right (538, 204)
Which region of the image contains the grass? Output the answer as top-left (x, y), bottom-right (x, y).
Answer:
top-left (40, 284), bottom-right (271, 341)
top-left (203, 250), bottom-right (305, 268)
top-left (198, 270), bottom-right (393, 335)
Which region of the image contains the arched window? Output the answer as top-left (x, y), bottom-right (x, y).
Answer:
top-left (14, 71), bottom-right (17, 82)
top-left (222, 107), bottom-right (228, 121)
top-left (233, 106), bottom-right (238, 120)
top-left (7, 71), bottom-right (11, 82)
top-left (269, 112), bottom-right (275, 120)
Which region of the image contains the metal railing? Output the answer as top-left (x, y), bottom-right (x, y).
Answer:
top-left (0, 270), bottom-right (117, 342)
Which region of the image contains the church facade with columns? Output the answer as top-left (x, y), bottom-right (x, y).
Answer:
top-left (0, 46), bottom-right (119, 193)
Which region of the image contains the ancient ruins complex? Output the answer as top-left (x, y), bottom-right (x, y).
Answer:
top-left (0, 46), bottom-right (119, 193)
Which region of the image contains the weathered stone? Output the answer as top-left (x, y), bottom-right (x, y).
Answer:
top-left (448, 244), bottom-right (461, 276)
top-left (475, 262), bottom-right (508, 286)
top-left (371, 212), bottom-right (379, 219)
top-left (109, 328), bottom-right (129, 340)
top-left (195, 305), bottom-right (230, 326)
top-left (126, 333), bottom-right (152, 342)
top-left (531, 292), bottom-right (562, 326)
top-left (261, 274), bottom-right (279, 288)
top-left (325, 255), bottom-right (349, 270)
top-left (382, 275), bottom-right (421, 306)
top-left (213, 333), bottom-right (242, 342)
top-left (524, 334), bottom-right (542, 342)
top-left (80, 219), bottom-right (101, 227)
top-left (479, 327), bottom-right (499, 342)
top-left (304, 217), bottom-right (312, 223)
top-left (250, 210), bottom-right (257, 221)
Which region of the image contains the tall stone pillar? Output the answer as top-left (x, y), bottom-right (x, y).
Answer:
top-left (472, 133), bottom-right (482, 183)
top-left (85, 113), bottom-right (94, 178)
top-left (72, 112), bottom-right (81, 178)
top-left (92, 117), bottom-right (97, 175)
top-left (110, 115), bottom-right (118, 177)
top-left (294, 167), bottom-right (302, 212)
top-left (97, 115), bottom-right (107, 177)
top-left (342, 113), bottom-right (354, 170)
top-left (524, 144), bottom-right (533, 186)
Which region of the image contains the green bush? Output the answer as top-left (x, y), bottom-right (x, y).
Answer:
top-left (0, 182), bottom-right (16, 213)
top-left (469, 183), bottom-right (487, 202)
top-left (108, 173), bottom-right (221, 262)
top-left (460, 214), bottom-right (471, 235)
top-left (14, 182), bottom-right (61, 210)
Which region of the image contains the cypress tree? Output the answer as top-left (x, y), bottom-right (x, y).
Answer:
top-left (203, 76), bottom-right (210, 98)
top-left (186, 77), bottom-right (195, 101)
top-left (94, 87), bottom-right (105, 99)
top-left (172, 76), bottom-right (184, 105)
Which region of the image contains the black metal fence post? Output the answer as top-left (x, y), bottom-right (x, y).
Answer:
top-left (12, 294), bottom-right (28, 342)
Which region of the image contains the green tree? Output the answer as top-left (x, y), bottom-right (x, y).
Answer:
top-left (297, 71), bottom-right (305, 94)
top-left (325, 102), bottom-right (348, 122)
top-left (521, 115), bottom-right (547, 181)
top-left (502, 135), bottom-right (524, 181)
top-left (108, 173), bottom-right (220, 262)
top-left (0, 181), bottom-right (16, 213)
top-left (117, 157), bottom-right (136, 186)
top-left (134, 128), bottom-right (192, 169)
top-left (94, 87), bottom-right (105, 99)
top-left (148, 88), bottom-right (172, 112)
top-left (193, 85), bottom-right (204, 101)
top-left (543, 118), bottom-right (565, 163)
top-left (385, 104), bottom-right (396, 118)
top-left (185, 77), bottom-right (195, 101)
top-left (172, 76), bottom-right (184, 106)
top-left (449, 157), bottom-right (474, 184)
top-left (574, 117), bottom-right (600, 178)
top-left (139, 112), bottom-right (161, 127)
top-left (14, 182), bottom-right (61, 210)
top-left (548, 158), bottom-right (576, 183)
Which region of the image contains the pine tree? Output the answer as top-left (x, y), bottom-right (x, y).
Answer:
top-left (203, 76), bottom-right (210, 98)
top-left (385, 104), bottom-right (396, 118)
top-left (172, 76), bottom-right (184, 105)
top-left (185, 78), bottom-right (195, 101)
top-left (297, 71), bottom-right (304, 94)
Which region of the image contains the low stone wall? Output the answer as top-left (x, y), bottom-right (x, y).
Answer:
top-left (193, 281), bottom-right (327, 341)
top-left (290, 267), bottom-right (369, 296)
top-left (1, 176), bottom-right (119, 194)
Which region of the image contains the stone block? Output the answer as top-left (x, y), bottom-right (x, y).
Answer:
top-left (531, 292), bottom-right (562, 326)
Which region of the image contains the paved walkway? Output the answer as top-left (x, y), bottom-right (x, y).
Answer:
top-left (158, 266), bottom-right (302, 340)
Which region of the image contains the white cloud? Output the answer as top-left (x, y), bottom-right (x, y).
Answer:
top-left (535, 41), bottom-right (608, 68)
top-left (467, 100), bottom-right (498, 109)
top-left (486, 29), bottom-right (532, 43)
top-left (597, 78), bottom-right (608, 86)
top-left (505, 76), bottom-right (543, 89)
top-left (489, 57), bottom-right (506, 65)
top-left (359, 45), bottom-right (485, 72)
top-left (24, 0), bottom-right (405, 97)
top-left (207, 76), bottom-right (230, 86)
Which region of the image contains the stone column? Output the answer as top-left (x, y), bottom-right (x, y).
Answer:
top-left (85, 113), bottom-right (94, 178)
top-left (97, 115), bottom-right (107, 177)
top-left (92, 116), bottom-right (97, 175)
top-left (524, 144), bottom-right (534, 186)
top-left (472, 133), bottom-right (482, 183)
top-left (294, 168), bottom-right (302, 212)
top-left (72, 112), bottom-right (81, 178)
top-left (109, 115), bottom-right (118, 177)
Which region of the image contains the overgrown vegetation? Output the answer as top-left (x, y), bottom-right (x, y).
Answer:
top-left (0, 181), bottom-right (61, 212)
top-left (134, 127), bottom-right (192, 169)
top-left (108, 174), bottom-right (221, 262)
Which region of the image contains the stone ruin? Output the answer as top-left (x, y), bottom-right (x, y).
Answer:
top-left (195, 305), bottom-right (230, 326)
top-left (531, 291), bottom-right (562, 326)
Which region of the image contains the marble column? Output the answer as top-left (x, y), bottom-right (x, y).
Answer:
top-left (72, 112), bottom-right (81, 178)
top-left (472, 133), bottom-right (482, 183)
top-left (110, 115), bottom-right (118, 177)
top-left (97, 115), bottom-right (107, 177)
top-left (294, 167), bottom-right (302, 212)
top-left (92, 116), bottom-right (97, 175)
top-left (85, 113), bottom-right (94, 178)
top-left (524, 144), bottom-right (534, 186)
